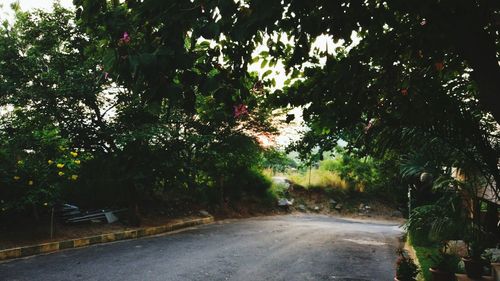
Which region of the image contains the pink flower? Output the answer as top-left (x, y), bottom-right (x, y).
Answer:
top-left (233, 104), bottom-right (248, 118)
top-left (119, 32), bottom-right (130, 45)
top-left (104, 72), bottom-right (109, 79)
top-left (435, 62), bottom-right (444, 71)
top-left (364, 119), bottom-right (376, 134)
top-left (364, 122), bottom-right (372, 134)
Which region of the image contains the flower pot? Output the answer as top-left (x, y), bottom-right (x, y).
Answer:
top-left (491, 263), bottom-right (500, 281)
top-left (429, 267), bottom-right (456, 281)
top-left (462, 257), bottom-right (484, 279)
top-left (395, 277), bottom-right (415, 281)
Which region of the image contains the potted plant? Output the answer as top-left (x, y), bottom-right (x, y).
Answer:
top-left (462, 240), bottom-right (487, 279)
top-left (483, 248), bottom-right (500, 280)
top-left (428, 245), bottom-right (458, 281)
top-left (395, 249), bottom-right (419, 281)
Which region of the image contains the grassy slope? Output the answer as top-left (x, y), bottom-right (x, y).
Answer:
top-left (413, 245), bottom-right (438, 281)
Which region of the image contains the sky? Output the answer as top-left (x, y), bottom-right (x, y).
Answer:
top-left (0, 0), bottom-right (73, 22)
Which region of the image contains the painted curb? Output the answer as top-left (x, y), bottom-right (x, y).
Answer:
top-left (0, 216), bottom-right (214, 262)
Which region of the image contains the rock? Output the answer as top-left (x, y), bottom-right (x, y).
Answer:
top-left (199, 210), bottom-right (210, 217)
top-left (298, 204), bottom-right (306, 211)
top-left (313, 206), bottom-right (320, 212)
top-left (358, 203), bottom-right (365, 209)
top-left (272, 176), bottom-right (290, 188)
top-left (329, 199), bottom-right (337, 205)
top-left (391, 210), bottom-right (403, 217)
top-left (278, 198), bottom-right (293, 207)
top-left (335, 203), bottom-right (343, 210)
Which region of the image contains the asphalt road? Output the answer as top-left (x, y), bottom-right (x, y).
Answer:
top-left (0, 214), bottom-right (403, 281)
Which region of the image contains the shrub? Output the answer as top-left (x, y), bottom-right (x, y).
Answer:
top-left (395, 249), bottom-right (419, 281)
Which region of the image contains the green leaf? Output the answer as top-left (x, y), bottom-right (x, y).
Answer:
top-left (262, 69), bottom-right (272, 78)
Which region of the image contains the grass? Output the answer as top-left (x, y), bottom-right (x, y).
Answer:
top-left (288, 169), bottom-right (348, 190)
top-left (407, 233), bottom-right (438, 281)
top-left (413, 244), bottom-right (438, 281)
top-left (408, 234), bottom-right (461, 281)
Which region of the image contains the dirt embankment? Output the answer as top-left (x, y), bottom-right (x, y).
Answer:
top-left (280, 184), bottom-right (405, 222)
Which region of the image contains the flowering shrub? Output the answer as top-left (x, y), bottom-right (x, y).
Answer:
top-left (0, 127), bottom-right (86, 213)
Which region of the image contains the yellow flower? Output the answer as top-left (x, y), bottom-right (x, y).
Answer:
top-left (71, 175), bottom-right (78, 181)
top-left (74, 160), bottom-right (81, 165)
top-left (70, 151), bottom-right (78, 157)
top-left (56, 163), bottom-right (65, 169)
top-left (58, 171), bottom-right (65, 176)
top-left (48, 160), bottom-right (54, 165)
top-left (59, 146), bottom-right (66, 151)
top-left (28, 180), bottom-right (33, 186)
top-left (13, 176), bottom-right (20, 180)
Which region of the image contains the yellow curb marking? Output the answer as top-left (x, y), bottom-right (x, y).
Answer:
top-left (123, 230), bottom-right (137, 239)
top-left (73, 238), bottom-right (89, 248)
top-left (101, 233), bottom-right (115, 242)
top-left (39, 243), bottom-right (59, 253)
top-left (145, 227), bottom-right (158, 236)
top-left (0, 248), bottom-right (21, 260)
top-left (0, 216), bottom-right (214, 261)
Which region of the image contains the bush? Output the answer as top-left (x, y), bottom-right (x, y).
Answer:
top-left (0, 127), bottom-right (84, 214)
top-left (396, 250), bottom-right (419, 281)
top-left (319, 151), bottom-right (380, 192)
top-left (224, 167), bottom-right (272, 199)
top-left (405, 194), bottom-right (465, 246)
top-left (267, 182), bottom-right (289, 200)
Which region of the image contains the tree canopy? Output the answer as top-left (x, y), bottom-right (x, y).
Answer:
top-left (73, 0), bottom-right (498, 195)
top-left (0, 0), bottom-right (498, 215)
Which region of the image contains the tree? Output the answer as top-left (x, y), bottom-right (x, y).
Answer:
top-left (231, 0), bottom-right (500, 194)
top-left (0, 5), bottom-right (101, 214)
top-left (73, 0), bottom-right (499, 197)
top-left (0, 3), bottom-right (275, 219)
top-left (70, 0), bottom-right (276, 211)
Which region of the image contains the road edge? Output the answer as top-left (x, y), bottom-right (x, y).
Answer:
top-left (404, 239), bottom-right (425, 281)
top-left (0, 216), bottom-right (214, 262)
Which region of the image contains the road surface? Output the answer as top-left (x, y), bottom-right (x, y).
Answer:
top-left (0, 214), bottom-right (402, 281)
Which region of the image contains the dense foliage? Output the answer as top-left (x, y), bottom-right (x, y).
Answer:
top-left (0, 4), bottom-right (274, 220)
top-left (69, 0), bottom-right (498, 196)
top-left (0, 0), bottom-right (498, 225)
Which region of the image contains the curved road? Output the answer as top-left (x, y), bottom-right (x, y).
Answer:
top-left (0, 215), bottom-right (402, 281)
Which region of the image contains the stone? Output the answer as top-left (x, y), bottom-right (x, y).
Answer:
top-left (298, 204), bottom-right (306, 211)
top-left (313, 206), bottom-right (320, 212)
top-left (329, 199), bottom-right (337, 205)
top-left (199, 210), bottom-right (210, 217)
top-left (335, 203), bottom-right (343, 210)
top-left (391, 210), bottom-right (403, 217)
top-left (278, 198), bottom-right (293, 207)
